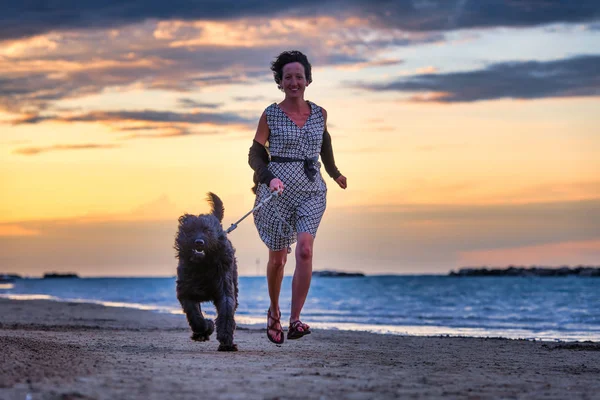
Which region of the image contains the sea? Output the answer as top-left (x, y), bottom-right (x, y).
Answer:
top-left (1, 275), bottom-right (599, 342)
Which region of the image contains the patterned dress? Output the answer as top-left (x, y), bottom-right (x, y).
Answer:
top-left (253, 101), bottom-right (327, 251)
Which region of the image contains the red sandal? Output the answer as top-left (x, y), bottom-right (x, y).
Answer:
top-left (267, 308), bottom-right (284, 344)
top-left (287, 320), bottom-right (311, 340)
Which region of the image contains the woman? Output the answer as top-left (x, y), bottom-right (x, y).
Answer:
top-left (249, 50), bottom-right (347, 344)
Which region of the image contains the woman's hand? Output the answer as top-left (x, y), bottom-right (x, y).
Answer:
top-left (335, 175), bottom-right (347, 189)
top-left (269, 178), bottom-right (285, 194)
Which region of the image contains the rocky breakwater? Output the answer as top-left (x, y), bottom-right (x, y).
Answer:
top-left (312, 270), bottom-right (365, 277)
top-left (449, 266), bottom-right (600, 277)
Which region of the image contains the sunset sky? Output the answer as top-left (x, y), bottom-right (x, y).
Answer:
top-left (1, 1), bottom-right (599, 277)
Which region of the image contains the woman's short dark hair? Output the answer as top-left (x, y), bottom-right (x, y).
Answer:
top-left (270, 50), bottom-right (312, 90)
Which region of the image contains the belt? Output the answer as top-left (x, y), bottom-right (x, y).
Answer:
top-left (271, 156), bottom-right (319, 182)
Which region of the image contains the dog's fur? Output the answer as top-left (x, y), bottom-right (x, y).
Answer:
top-left (174, 193), bottom-right (239, 351)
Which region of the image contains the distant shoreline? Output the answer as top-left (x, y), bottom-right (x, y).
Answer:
top-left (312, 270), bottom-right (365, 277)
top-left (450, 266), bottom-right (600, 277)
top-left (43, 273), bottom-right (80, 279)
top-left (4, 269), bottom-right (600, 279)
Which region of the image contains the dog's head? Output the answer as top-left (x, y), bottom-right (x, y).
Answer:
top-left (174, 192), bottom-right (226, 263)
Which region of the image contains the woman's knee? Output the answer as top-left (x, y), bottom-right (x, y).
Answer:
top-left (297, 243), bottom-right (313, 262)
top-left (268, 251), bottom-right (287, 270)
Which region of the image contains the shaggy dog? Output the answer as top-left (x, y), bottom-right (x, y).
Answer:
top-left (174, 193), bottom-right (238, 351)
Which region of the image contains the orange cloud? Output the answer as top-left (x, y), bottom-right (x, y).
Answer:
top-left (161, 16), bottom-right (369, 48)
top-left (0, 225), bottom-right (41, 237)
top-left (415, 66), bottom-right (438, 74)
top-left (13, 143), bottom-right (119, 155)
top-left (334, 59), bottom-right (403, 71)
top-left (407, 92), bottom-right (452, 103)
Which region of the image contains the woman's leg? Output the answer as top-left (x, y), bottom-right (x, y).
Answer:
top-left (290, 232), bottom-right (314, 323)
top-left (267, 248), bottom-right (287, 342)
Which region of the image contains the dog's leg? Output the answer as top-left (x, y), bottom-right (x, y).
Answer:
top-left (179, 298), bottom-right (214, 341)
top-left (214, 293), bottom-right (237, 351)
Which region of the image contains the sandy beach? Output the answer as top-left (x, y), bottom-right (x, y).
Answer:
top-left (1, 298), bottom-right (599, 400)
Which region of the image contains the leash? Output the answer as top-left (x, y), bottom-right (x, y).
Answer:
top-left (226, 191), bottom-right (292, 236)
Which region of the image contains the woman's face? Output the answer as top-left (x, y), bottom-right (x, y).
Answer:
top-left (281, 62), bottom-right (307, 98)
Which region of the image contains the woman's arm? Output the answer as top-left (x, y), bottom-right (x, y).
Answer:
top-left (248, 111), bottom-right (283, 193)
top-left (320, 128), bottom-right (341, 179)
top-left (253, 111), bottom-right (269, 145)
top-left (320, 108), bottom-right (347, 189)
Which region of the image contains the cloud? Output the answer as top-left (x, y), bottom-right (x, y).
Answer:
top-left (177, 98), bottom-right (221, 109)
top-left (1, 2), bottom-right (597, 115)
top-left (120, 127), bottom-right (225, 139)
top-left (13, 143), bottom-right (120, 155)
top-left (61, 109), bottom-right (253, 125)
top-left (356, 54), bottom-right (600, 102)
top-left (2, 1), bottom-right (599, 41)
top-left (0, 224), bottom-right (41, 237)
top-left (232, 95), bottom-right (270, 102)
top-left (9, 113), bottom-right (52, 125)
top-left (0, 63), bottom-right (162, 113)
top-left (415, 66), bottom-right (438, 74)
top-left (8, 109), bottom-right (255, 137)
top-left (0, 14), bottom-right (449, 115)
top-left (370, 0), bottom-right (600, 31)
top-left (5, 108), bottom-right (254, 142)
top-left (334, 58), bottom-right (404, 71)
top-left (0, 24), bottom-right (360, 113)
top-left (0, 25), bottom-right (282, 112)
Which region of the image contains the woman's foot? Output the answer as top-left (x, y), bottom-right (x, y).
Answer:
top-left (287, 319), bottom-right (311, 340)
top-left (267, 307), bottom-right (284, 344)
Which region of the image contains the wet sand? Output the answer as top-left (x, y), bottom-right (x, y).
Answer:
top-left (1, 298), bottom-right (599, 400)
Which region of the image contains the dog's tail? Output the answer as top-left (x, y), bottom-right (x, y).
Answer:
top-left (207, 192), bottom-right (224, 222)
